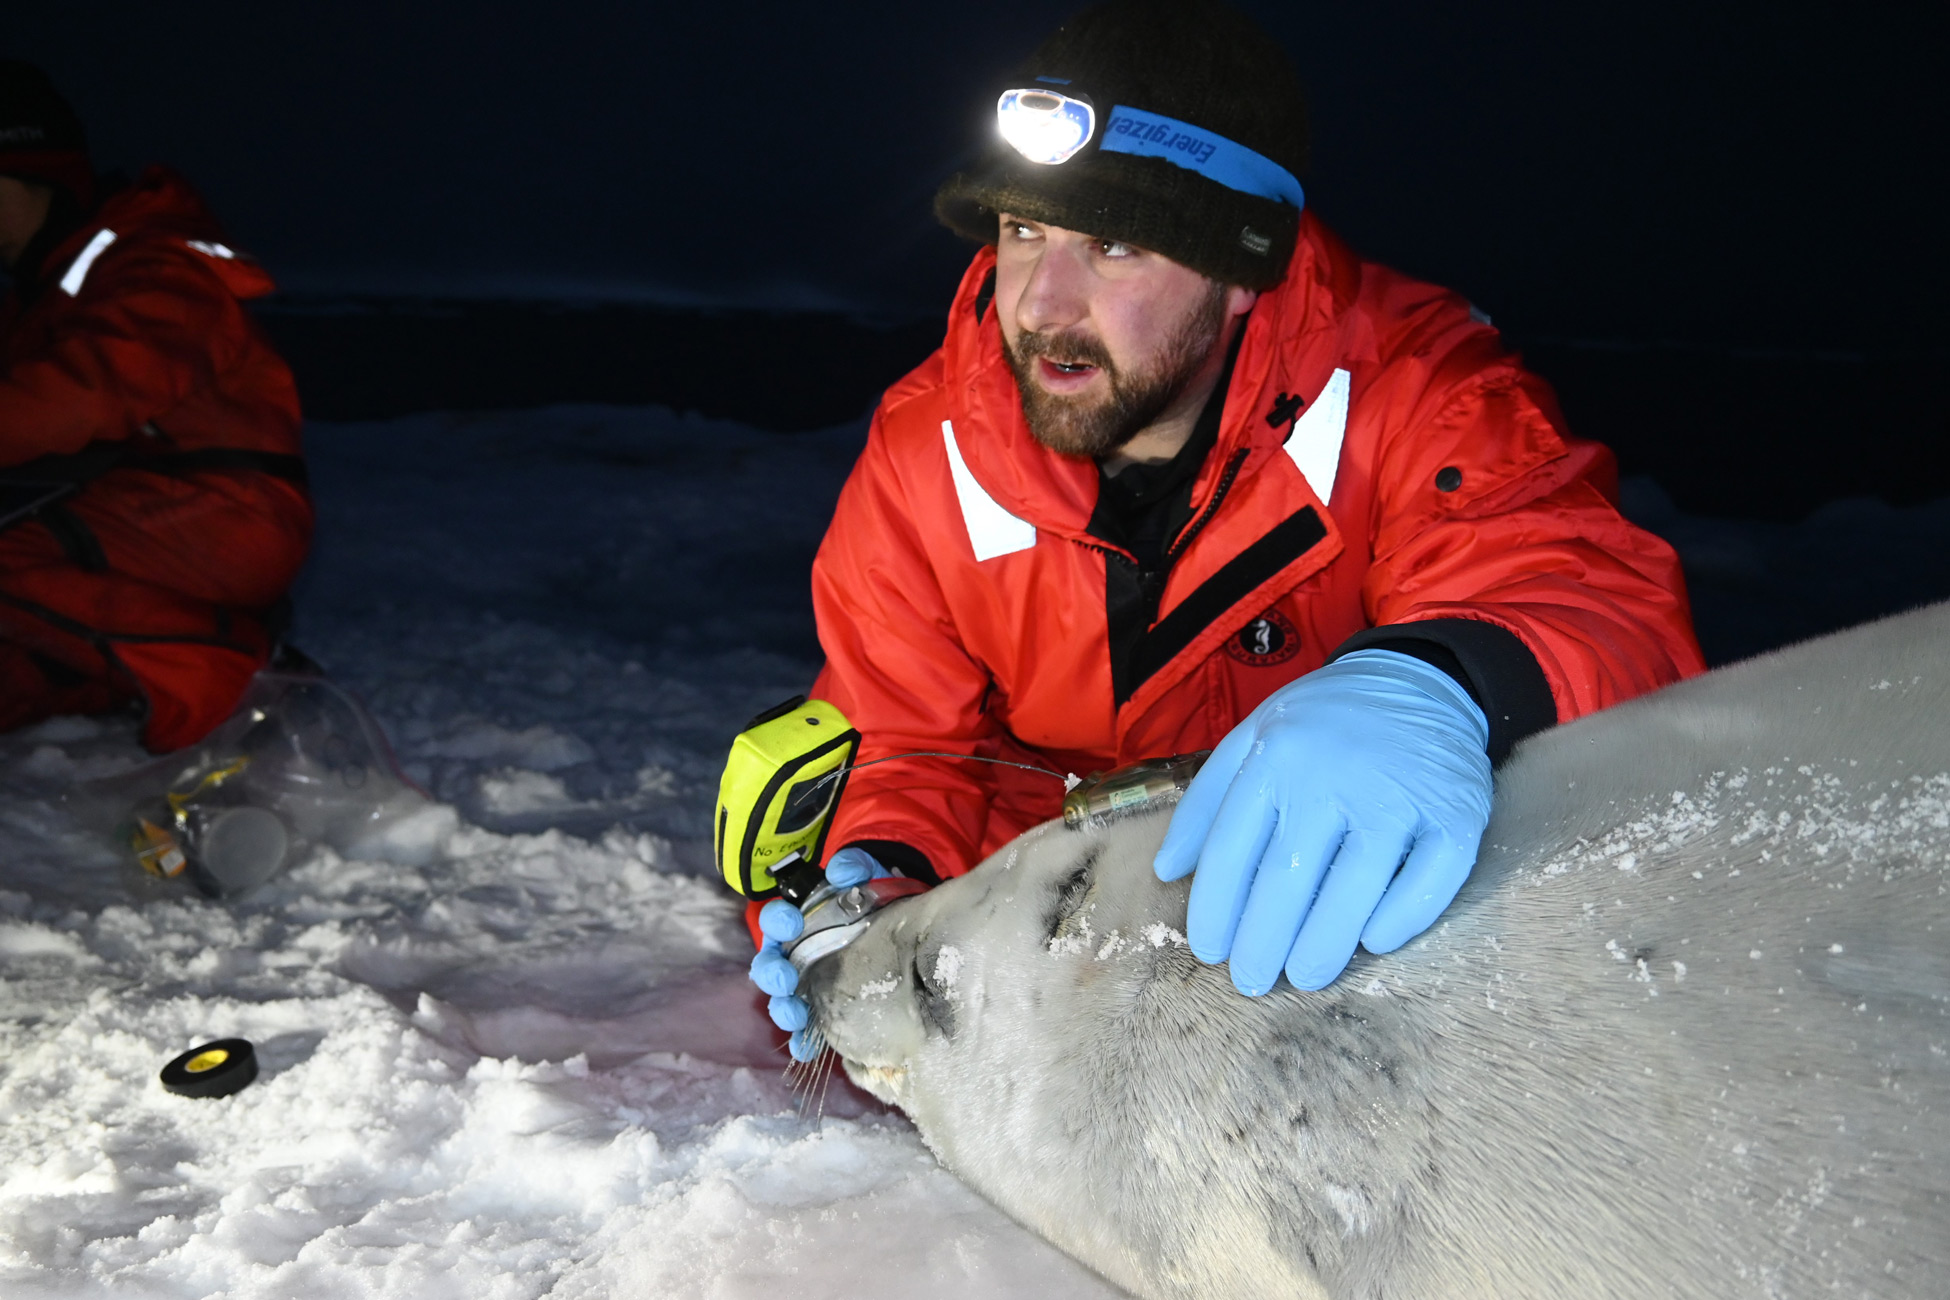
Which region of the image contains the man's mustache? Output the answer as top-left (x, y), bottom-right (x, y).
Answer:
top-left (1011, 328), bottom-right (1116, 375)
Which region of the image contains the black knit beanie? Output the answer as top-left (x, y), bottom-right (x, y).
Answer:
top-left (0, 62), bottom-right (92, 210)
top-left (935, 0), bottom-right (1308, 290)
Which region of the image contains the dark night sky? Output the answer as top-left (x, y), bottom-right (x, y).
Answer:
top-left (13, 1), bottom-right (1946, 351)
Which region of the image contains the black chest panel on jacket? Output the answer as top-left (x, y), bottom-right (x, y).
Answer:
top-left (1085, 333), bottom-right (1335, 710)
top-left (1089, 344), bottom-right (1236, 707)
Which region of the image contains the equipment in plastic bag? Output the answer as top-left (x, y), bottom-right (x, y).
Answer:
top-left (82, 667), bottom-right (430, 898)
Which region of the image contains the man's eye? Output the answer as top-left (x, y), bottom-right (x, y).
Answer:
top-left (1098, 240), bottom-right (1135, 258)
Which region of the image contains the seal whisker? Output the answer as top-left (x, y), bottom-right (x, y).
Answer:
top-left (784, 1024), bottom-right (834, 1119)
top-left (783, 1064), bottom-right (803, 1110)
top-left (814, 1042), bottom-right (840, 1127)
top-left (800, 1027), bottom-right (831, 1123)
top-left (784, 1038), bottom-right (821, 1110)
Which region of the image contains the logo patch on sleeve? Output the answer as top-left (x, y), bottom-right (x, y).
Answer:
top-left (1226, 609), bottom-right (1300, 667)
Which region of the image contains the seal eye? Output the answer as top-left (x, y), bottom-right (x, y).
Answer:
top-left (912, 950), bottom-right (957, 1038)
top-left (913, 951), bottom-right (936, 997)
top-left (1045, 847), bottom-right (1101, 944)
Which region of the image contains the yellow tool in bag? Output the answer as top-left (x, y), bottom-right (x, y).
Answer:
top-left (716, 695), bottom-right (860, 898)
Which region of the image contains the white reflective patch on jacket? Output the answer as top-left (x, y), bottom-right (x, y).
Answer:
top-left (187, 239), bottom-right (236, 259)
top-left (942, 420), bottom-right (1036, 561)
top-left (1284, 366), bottom-right (1351, 505)
top-left (59, 229), bottom-right (118, 297)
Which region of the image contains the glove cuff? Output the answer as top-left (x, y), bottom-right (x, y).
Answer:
top-left (838, 839), bottom-right (939, 885)
top-left (1332, 619), bottom-right (1557, 764)
top-left (1330, 648), bottom-right (1491, 751)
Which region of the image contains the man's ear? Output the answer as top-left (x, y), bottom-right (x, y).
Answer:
top-left (1224, 284), bottom-right (1259, 321)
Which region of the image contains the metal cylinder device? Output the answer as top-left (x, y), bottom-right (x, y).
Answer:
top-left (1061, 751), bottom-right (1210, 829)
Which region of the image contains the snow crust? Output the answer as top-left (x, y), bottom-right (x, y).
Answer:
top-left (0, 405), bottom-right (1117, 1297)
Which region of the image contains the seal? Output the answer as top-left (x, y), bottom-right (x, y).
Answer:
top-left (805, 603), bottom-right (1950, 1300)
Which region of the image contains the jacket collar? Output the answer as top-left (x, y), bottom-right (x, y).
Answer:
top-left (20, 166), bottom-right (276, 303)
top-left (942, 210), bottom-right (1368, 544)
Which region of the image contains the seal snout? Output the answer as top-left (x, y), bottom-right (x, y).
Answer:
top-left (799, 949), bottom-right (924, 1107)
top-left (797, 950), bottom-right (847, 1031)
top-left (798, 920), bottom-right (925, 1069)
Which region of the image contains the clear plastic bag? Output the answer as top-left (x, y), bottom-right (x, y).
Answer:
top-left (80, 668), bottom-right (435, 898)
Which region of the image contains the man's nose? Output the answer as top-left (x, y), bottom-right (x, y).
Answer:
top-left (1013, 241), bottom-right (1091, 338)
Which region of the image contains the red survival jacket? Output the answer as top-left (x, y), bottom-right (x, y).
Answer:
top-left (0, 167), bottom-right (312, 750)
top-left (808, 212), bottom-right (1704, 883)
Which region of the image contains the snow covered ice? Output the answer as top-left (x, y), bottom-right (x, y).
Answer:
top-left (0, 405), bottom-right (1118, 1298)
top-left (1, 401), bottom-right (1945, 1297)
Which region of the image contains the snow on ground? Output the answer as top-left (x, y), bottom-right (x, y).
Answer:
top-left (0, 406), bottom-right (1116, 1298)
top-left (0, 401), bottom-right (1945, 1297)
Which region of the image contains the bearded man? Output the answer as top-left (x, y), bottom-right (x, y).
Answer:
top-left (750, 0), bottom-right (1704, 1053)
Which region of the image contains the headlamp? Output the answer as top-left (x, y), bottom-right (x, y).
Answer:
top-left (996, 87), bottom-right (1097, 166)
top-left (993, 85), bottom-right (1304, 212)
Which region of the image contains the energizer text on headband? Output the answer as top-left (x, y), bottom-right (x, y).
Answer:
top-left (996, 88), bottom-right (1304, 210)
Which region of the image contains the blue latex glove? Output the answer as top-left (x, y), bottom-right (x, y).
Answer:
top-left (1154, 649), bottom-right (1492, 995)
top-left (750, 846), bottom-right (889, 1060)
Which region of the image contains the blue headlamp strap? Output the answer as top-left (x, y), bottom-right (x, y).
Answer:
top-left (1100, 105), bottom-right (1304, 209)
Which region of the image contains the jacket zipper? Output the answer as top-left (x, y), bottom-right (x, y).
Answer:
top-left (1077, 447), bottom-right (1250, 568)
top-left (1134, 445), bottom-right (1250, 628)
top-left (1088, 447), bottom-right (1252, 706)
top-left (1163, 448), bottom-right (1249, 570)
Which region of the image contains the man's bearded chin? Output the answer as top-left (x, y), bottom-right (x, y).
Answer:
top-left (1005, 285), bottom-right (1229, 459)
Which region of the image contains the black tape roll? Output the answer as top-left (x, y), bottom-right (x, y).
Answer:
top-left (160, 1038), bottom-right (258, 1099)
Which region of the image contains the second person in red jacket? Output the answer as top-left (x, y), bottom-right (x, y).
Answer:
top-left (0, 62), bottom-right (311, 752)
top-left (751, 0), bottom-right (1705, 1053)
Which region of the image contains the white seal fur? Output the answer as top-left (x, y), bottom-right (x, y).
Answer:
top-left (805, 603), bottom-right (1950, 1299)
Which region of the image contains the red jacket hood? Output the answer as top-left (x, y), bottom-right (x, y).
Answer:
top-left (34, 166), bottom-right (278, 301)
top-left (940, 209), bottom-right (1366, 544)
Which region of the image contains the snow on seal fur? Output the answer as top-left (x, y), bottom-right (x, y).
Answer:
top-left (806, 602), bottom-right (1950, 1300)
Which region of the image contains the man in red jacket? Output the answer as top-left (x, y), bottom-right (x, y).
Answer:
top-left (0, 63), bottom-right (311, 752)
top-left (753, 0), bottom-right (1703, 1052)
